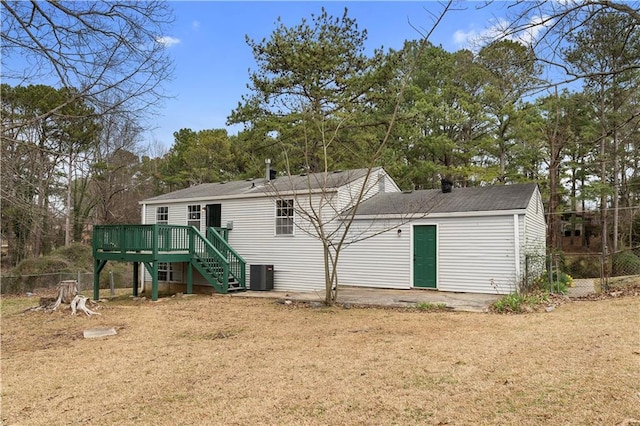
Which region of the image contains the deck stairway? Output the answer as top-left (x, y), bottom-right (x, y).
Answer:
top-left (92, 224), bottom-right (246, 300)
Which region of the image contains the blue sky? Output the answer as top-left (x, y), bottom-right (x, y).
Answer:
top-left (149, 1), bottom-right (522, 150)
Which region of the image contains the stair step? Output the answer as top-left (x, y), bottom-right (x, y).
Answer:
top-left (227, 282), bottom-right (246, 292)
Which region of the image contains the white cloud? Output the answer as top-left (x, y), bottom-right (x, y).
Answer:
top-left (156, 36), bottom-right (181, 47)
top-left (453, 29), bottom-right (476, 46)
top-left (192, 20), bottom-right (200, 30)
top-left (452, 16), bottom-right (552, 51)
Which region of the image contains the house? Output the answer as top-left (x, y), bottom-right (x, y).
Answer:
top-left (130, 167), bottom-right (545, 296)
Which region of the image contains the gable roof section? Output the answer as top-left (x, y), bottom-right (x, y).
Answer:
top-left (353, 183), bottom-right (539, 216)
top-left (142, 167), bottom-right (380, 204)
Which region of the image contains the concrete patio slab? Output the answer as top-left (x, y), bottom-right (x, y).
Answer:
top-left (83, 327), bottom-right (117, 339)
top-left (232, 286), bottom-right (501, 312)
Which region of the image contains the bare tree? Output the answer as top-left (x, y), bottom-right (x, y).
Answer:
top-left (499, 0), bottom-right (640, 86)
top-left (1, 1), bottom-right (174, 257)
top-left (1, 1), bottom-right (174, 130)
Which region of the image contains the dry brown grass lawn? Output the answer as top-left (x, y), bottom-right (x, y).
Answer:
top-left (2, 291), bottom-right (639, 425)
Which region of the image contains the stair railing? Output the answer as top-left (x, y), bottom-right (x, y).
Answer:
top-left (206, 227), bottom-right (246, 289)
top-left (190, 228), bottom-right (231, 293)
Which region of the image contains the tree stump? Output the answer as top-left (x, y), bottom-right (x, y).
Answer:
top-left (70, 295), bottom-right (101, 316)
top-left (57, 280), bottom-right (78, 304)
top-left (26, 280), bottom-right (79, 312)
top-left (49, 280), bottom-right (78, 311)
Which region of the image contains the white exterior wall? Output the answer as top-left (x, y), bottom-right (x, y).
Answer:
top-left (141, 194), bottom-right (331, 292)
top-left (436, 215), bottom-right (519, 294)
top-left (144, 203), bottom-right (200, 228)
top-left (337, 170), bottom-right (400, 211)
top-left (523, 187), bottom-right (547, 283)
top-left (139, 183), bottom-right (541, 296)
top-left (338, 213), bottom-right (523, 294)
top-left (222, 196), bottom-right (327, 292)
top-left (524, 187), bottom-right (546, 254)
top-left (338, 219), bottom-right (411, 289)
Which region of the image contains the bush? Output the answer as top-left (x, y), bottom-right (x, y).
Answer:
top-left (12, 256), bottom-right (71, 275)
top-left (3, 244), bottom-right (132, 293)
top-left (566, 255), bottom-right (601, 278)
top-left (532, 271), bottom-right (572, 294)
top-left (55, 243), bottom-right (94, 268)
top-left (492, 293), bottom-right (548, 314)
top-left (11, 243), bottom-right (93, 275)
top-left (612, 250), bottom-right (640, 276)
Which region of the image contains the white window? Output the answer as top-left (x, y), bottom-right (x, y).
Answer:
top-left (188, 205), bottom-right (201, 230)
top-left (157, 262), bottom-right (173, 281)
top-left (157, 206), bottom-right (168, 224)
top-left (276, 199), bottom-right (294, 235)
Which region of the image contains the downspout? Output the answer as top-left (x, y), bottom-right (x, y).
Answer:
top-left (139, 203), bottom-right (146, 295)
top-left (514, 214), bottom-right (521, 293)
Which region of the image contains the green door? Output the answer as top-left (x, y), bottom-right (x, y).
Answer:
top-left (413, 225), bottom-right (437, 288)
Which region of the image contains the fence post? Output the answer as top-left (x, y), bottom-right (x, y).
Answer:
top-left (109, 271), bottom-right (115, 296)
top-left (548, 253), bottom-right (553, 290)
top-left (77, 271), bottom-right (81, 292)
top-left (555, 256), bottom-right (560, 293)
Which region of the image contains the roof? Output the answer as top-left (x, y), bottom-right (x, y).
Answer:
top-left (142, 167), bottom-right (380, 203)
top-left (354, 183), bottom-right (539, 216)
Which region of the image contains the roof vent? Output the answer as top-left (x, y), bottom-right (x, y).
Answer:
top-left (441, 178), bottom-right (453, 193)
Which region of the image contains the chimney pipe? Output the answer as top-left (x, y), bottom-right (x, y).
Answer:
top-left (441, 178), bottom-right (453, 193)
top-left (265, 158), bottom-right (271, 182)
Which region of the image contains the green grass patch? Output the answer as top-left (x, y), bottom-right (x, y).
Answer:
top-left (415, 301), bottom-right (448, 311)
top-left (492, 292), bottom-right (549, 314)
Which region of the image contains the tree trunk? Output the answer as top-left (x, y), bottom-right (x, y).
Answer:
top-left (65, 147), bottom-right (73, 246)
top-left (57, 280), bottom-right (78, 304)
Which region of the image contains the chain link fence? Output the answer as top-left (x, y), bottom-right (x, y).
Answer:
top-left (1, 270), bottom-right (133, 295)
top-left (523, 252), bottom-right (598, 297)
top-left (554, 246), bottom-right (640, 297)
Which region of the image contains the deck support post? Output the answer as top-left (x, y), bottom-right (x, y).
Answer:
top-left (93, 259), bottom-right (108, 300)
top-left (133, 261), bottom-right (139, 297)
top-left (151, 261), bottom-right (158, 301)
top-left (187, 262), bottom-right (193, 294)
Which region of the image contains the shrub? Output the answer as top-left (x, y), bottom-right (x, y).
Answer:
top-left (12, 256), bottom-right (71, 275)
top-left (532, 271), bottom-right (572, 294)
top-left (55, 243), bottom-right (94, 268)
top-left (612, 251), bottom-right (640, 276)
top-left (566, 255), bottom-right (601, 278)
top-left (492, 292), bottom-right (548, 314)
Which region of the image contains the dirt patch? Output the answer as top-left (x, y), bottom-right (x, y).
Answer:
top-left (2, 294), bottom-right (639, 425)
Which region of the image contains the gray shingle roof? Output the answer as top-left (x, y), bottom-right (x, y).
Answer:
top-left (142, 167), bottom-right (379, 203)
top-left (354, 183), bottom-right (538, 216)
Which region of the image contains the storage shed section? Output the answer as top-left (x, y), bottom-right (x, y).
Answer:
top-left (434, 215), bottom-right (519, 294)
top-left (345, 183), bottom-right (545, 295)
top-left (338, 219), bottom-right (412, 290)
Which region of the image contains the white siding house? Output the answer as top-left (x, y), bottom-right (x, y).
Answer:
top-left (340, 183), bottom-right (546, 294)
top-left (139, 168), bottom-right (545, 295)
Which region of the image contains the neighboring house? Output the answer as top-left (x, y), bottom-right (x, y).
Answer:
top-left (136, 167), bottom-right (545, 295)
top-left (559, 211), bottom-right (599, 252)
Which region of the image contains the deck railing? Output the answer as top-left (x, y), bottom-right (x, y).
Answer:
top-left (93, 224), bottom-right (246, 291)
top-left (93, 224), bottom-right (193, 254)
